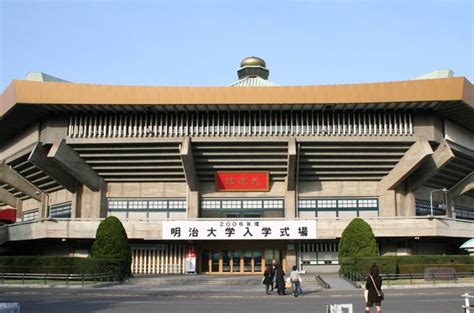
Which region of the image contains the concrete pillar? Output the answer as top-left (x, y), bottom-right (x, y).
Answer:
top-left (396, 183), bottom-right (416, 216)
top-left (285, 190), bottom-right (296, 218)
top-left (285, 241), bottom-right (297, 274)
top-left (71, 183), bottom-right (82, 219)
top-left (40, 193), bottom-right (49, 218)
top-left (79, 181), bottom-right (107, 218)
top-left (15, 198), bottom-right (23, 220)
top-left (187, 187), bottom-right (199, 218)
top-left (379, 189), bottom-right (396, 217)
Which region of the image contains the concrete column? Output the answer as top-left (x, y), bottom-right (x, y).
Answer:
top-left (187, 187), bottom-right (199, 218)
top-left (395, 183), bottom-right (416, 216)
top-left (40, 193), bottom-right (49, 218)
top-left (15, 198), bottom-right (23, 220)
top-left (285, 241), bottom-right (297, 274)
top-left (379, 189), bottom-right (396, 217)
top-left (285, 190), bottom-right (296, 218)
top-left (71, 183), bottom-right (83, 219)
top-left (79, 181), bottom-right (107, 218)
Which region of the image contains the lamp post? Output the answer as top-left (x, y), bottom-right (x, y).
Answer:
top-left (430, 188), bottom-right (448, 216)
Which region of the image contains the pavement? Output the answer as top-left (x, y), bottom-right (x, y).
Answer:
top-left (1, 273), bottom-right (474, 294)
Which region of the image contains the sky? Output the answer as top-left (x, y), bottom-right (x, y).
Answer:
top-left (0, 0), bottom-right (473, 92)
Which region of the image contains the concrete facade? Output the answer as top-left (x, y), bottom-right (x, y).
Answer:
top-left (0, 61), bottom-right (473, 275)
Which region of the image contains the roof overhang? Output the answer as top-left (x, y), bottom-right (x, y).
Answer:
top-left (1, 77), bottom-right (473, 143)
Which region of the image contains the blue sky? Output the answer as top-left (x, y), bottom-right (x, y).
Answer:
top-left (1, 0), bottom-right (473, 92)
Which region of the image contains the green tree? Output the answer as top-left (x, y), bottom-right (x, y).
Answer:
top-left (91, 216), bottom-right (132, 276)
top-left (338, 217), bottom-right (377, 273)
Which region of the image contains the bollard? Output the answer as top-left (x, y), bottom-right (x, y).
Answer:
top-left (462, 293), bottom-right (472, 313)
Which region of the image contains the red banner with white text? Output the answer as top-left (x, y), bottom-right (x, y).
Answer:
top-left (215, 171), bottom-right (269, 192)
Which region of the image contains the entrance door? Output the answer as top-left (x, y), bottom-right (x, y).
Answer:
top-left (200, 249), bottom-right (267, 274)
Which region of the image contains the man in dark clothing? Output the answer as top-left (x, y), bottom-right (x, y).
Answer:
top-left (275, 264), bottom-right (286, 295)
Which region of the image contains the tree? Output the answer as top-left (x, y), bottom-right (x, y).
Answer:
top-left (338, 217), bottom-right (377, 273)
top-left (91, 216), bottom-right (132, 276)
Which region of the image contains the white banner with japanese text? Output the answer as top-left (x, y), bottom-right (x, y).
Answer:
top-left (163, 220), bottom-right (316, 240)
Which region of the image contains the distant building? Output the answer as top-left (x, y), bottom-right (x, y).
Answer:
top-left (0, 57), bottom-right (473, 274)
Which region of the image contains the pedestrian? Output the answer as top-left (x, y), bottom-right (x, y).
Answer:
top-left (262, 265), bottom-right (273, 295)
top-left (270, 260), bottom-right (276, 291)
top-left (365, 263), bottom-right (384, 313)
top-left (275, 264), bottom-right (286, 295)
top-left (289, 265), bottom-right (303, 297)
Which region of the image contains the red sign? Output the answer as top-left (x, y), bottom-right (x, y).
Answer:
top-left (0, 208), bottom-right (16, 224)
top-left (215, 171), bottom-right (269, 192)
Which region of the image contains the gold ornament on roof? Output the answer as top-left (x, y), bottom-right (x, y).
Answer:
top-left (240, 56), bottom-right (266, 68)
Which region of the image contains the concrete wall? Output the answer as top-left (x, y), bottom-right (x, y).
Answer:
top-left (107, 182), bottom-right (187, 198)
top-left (48, 189), bottom-right (73, 206)
top-left (7, 217), bottom-right (474, 242)
top-left (413, 114), bottom-right (443, 143)
top-left (200, 181), bottom-right (286, 197)
top-left (299, 181), bottom-right (379, 197)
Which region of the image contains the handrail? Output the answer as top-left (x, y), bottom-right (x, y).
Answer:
top-left (315, 274), bottom-right (331, 289)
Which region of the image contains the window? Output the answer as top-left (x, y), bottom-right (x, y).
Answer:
top-left (300, 241), bottom-right (339, 265)
top-left (23, 209), bottom-right (39, 222)
top-left (200, 199), bottom-right (284, 218)
top-left (108, 198), bottom-right (186, 219)
top-left (298, 198), bottom-right (379, 217)
top-left (49, 202), bottom-right (72, 218)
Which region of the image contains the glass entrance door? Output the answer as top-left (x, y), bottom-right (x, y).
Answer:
top-left (200, 249), bottom-right (269, 274)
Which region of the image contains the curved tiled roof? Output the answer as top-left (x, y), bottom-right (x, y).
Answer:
top-left (229, 76), bottom-right (279, 87)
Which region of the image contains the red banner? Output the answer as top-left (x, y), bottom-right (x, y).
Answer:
top-left (0, 208), bottom-right (16, 224)
top-left (215, 171), bottom-right (269, 192)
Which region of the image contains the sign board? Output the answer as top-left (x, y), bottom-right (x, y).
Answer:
top-left (185, 246), bottom-right (196, 273)
top-left (163, 220), bottom-right (316, 240)
top-left (215, 171), bottom-right (269, 192)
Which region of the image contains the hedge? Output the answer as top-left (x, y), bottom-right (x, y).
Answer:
top-left (0, 256), bottom-right (127, 279)
top-left (340, 255), bottom-right (474, 275)
top-left (398, 263), bottom-right (474, 274)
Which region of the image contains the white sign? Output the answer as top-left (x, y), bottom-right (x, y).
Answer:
top-left (163, 220), bottom-right (316, 240)
top-left (186, 257), bottom-right (196, 272)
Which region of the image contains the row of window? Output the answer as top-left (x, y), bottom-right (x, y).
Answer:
top-left (49, 202), bottom-right (72, 218)
top-left (108, 199), bottom-right (187, 211)
top-left (201, 199), bottom-right (284, 210)
top-left (20, 198), bottom-right (472, 221)
top-left (299, 199), bottom-right (378, 209)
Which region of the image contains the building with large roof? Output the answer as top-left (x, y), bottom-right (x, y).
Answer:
top-left (0, 57), bottom-right (473, 274)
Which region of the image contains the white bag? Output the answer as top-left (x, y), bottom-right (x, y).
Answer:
top-left (364, 289), bottom-right (369, 302)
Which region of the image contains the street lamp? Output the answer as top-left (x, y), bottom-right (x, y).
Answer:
top-left (430, 188), bottom-right (448, 216)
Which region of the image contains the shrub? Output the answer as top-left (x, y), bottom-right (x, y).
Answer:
top-left (0, 256), bottom-right (123, 276)
top-left (338, 218), bottom-right (377, 274)
top-left (91, 216), bottom-right (131, 277)
top-left (340, 255), bottom-right (474, 275)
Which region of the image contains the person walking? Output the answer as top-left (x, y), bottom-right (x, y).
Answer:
top-left (365, 263), bottom-right (384, 313)
top-left (262, 265), bottom-right (273, 295)
top-left (270, 260), bottom-right (276, 291)
top-left (289, 265), bottom-right (303, 297)
top-left (275, 264), bottom-right (286, 295)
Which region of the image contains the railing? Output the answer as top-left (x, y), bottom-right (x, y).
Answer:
top-left (0, 272), bottom-right (118, 287)
top-left (343, 271), bottom-right (474, 287)
top-left (315, 274), bottom-right (331, 289)
top-left (341, 271), bottom-right (363, 288)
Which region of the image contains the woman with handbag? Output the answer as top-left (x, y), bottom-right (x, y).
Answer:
top-left (365, 263), bottom-right (383, 313)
